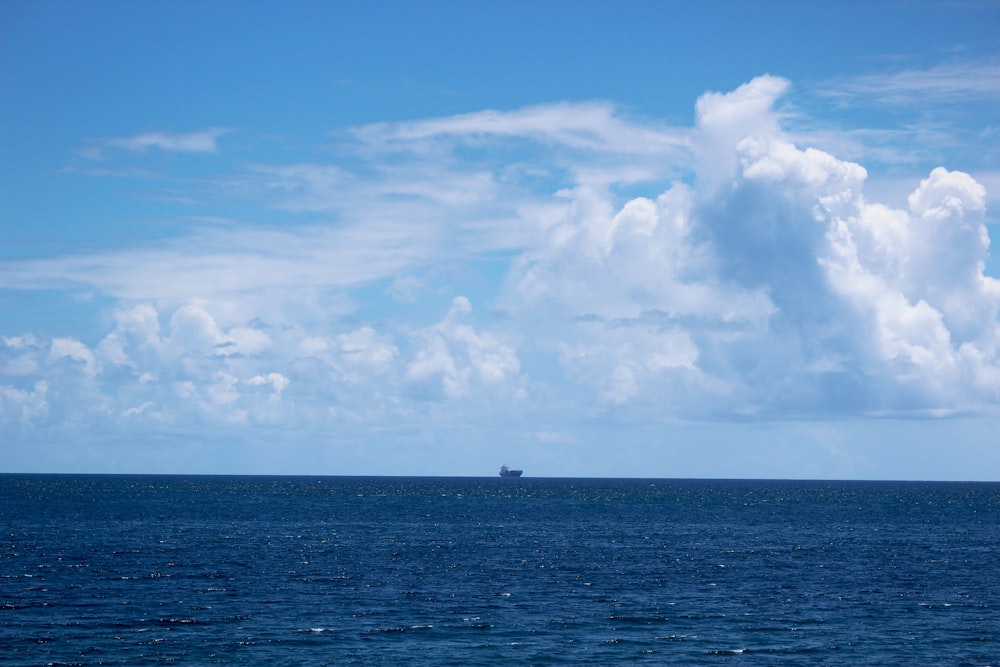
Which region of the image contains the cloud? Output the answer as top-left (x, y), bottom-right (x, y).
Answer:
top-left (404, 297), bottom-right (520, 400)
top-left (820, 166), bottom-right (999, 412)
top-left (11, 110), bottom-right (642, 304)
top-left (2, 74), bottom-right (999, 443)
top-left (0, 381), bottom-right (48, 425)
top-left (0, 293), bottom-right (527, 436)
top-left (83, 128), bottom-right (232, 157)
top-left (1, 223), bottom-right (441, 301)
top-left (818, 62), bottom-right (1000, 107)
top-left (558, 323), bottom-right (702, 405)
top-left (49, 338), bottom-right (99, 378)
top-left (247, 372), bottom-right (290, 394)
top-left (352, 102), bottom-right (690, 157)
top-left (500, 75), bottom-right (1000, 417)
top-left (336, 327), bottom-right (398, 374)
top-left (800, 60), bottom-right (1000, 173)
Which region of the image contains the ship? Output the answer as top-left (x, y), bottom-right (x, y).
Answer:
top-left (499, 465), bottom-right (523, 478)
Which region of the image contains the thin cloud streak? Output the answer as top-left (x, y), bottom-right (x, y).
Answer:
top-left (78, 128), bottom-right (233, 159)
top-left (352, 102), bottom-right (692, 157)
top-left (817, 61), bottom-right (1000, 106)
top-left (2, 222), bottom-right (439, 300)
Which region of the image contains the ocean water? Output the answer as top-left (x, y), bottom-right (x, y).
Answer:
top-left (2, 475), bottom-right (998, 665)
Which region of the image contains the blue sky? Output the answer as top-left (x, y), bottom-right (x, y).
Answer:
top-left (2, 1), bottom-right (1000, 479)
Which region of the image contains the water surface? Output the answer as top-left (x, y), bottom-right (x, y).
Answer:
top-left (2, 475), bottom-right (998, 665)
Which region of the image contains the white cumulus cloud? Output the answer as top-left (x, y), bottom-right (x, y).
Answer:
top-left (404, 297), bottom-right (520, 400)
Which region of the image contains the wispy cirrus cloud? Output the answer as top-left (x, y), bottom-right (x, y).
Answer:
top-left (793, 60), bottom-right (1000, 189)
top-left (351, 102), bottom-right (691, 156)
top-left (78, 127), bottom-right (233, 160)
top-left (1, 220), bottom-right (440, 302)
top-left (816, 61), bottom-right (1000, 107)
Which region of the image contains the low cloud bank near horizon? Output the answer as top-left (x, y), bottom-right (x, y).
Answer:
top-left (2, 75), bottom-right (999, 446)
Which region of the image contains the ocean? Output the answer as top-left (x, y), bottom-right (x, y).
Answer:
top-left (2, 475), bottom-right (998, 665)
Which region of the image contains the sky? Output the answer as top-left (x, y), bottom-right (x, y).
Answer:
top-left (2, 1), bottom-right (1000, 479)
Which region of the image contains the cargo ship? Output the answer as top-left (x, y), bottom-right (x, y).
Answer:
top-left (499, 465), bottom-right (523, 478)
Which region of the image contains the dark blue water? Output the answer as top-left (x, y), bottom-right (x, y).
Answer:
top-left (2, 475), bottom-right (998, 665)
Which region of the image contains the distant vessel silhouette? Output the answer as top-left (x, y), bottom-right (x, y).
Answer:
top-left (499, 465), bottom-right (523, 478)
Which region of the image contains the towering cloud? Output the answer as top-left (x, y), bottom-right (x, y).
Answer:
top-left (503, 76), bottom-right (998, 417)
